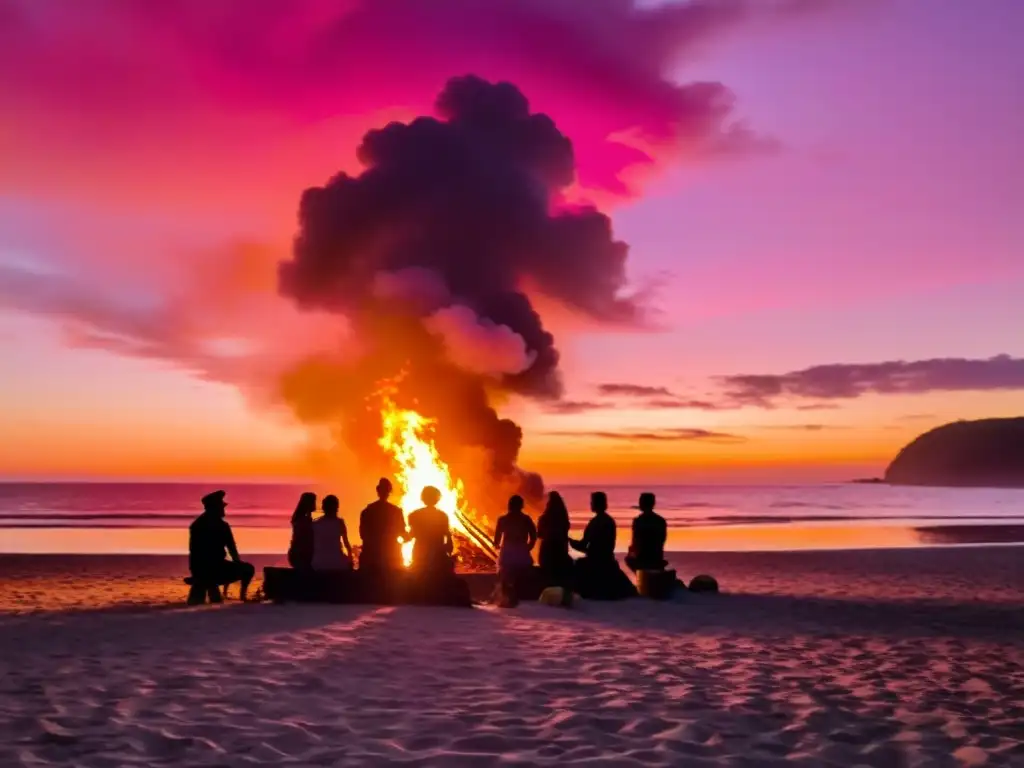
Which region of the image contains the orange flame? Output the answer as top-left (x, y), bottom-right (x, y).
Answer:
top-left (377, 393), bottom-right (472, 567)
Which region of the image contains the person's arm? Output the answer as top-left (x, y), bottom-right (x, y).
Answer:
top-left (224, 522), bottom-right (241, 562)
top-left (341, 519), bottom-right (353, 559)
top-left (393, 507), bottom-right (408, 542)
top-left (569, 520), bottom-right (591, 553)
top-left (493, 517), bottom-right (504, 549)
top-left (527, 517), bottom-right (538, 551)
top-left (188, 526), bottom-right (197, 573)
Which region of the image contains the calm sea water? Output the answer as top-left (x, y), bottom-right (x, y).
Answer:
top-left (1, 482), bottom-right (1022, 554)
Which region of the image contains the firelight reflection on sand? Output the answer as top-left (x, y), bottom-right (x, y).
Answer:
top-left (377, 394), bottom-right (471, 567)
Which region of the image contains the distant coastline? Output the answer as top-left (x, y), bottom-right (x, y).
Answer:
top-left (885, 417), bottom-right (1024, 489)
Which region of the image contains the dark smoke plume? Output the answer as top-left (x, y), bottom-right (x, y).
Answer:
top-left (278, 75), bottom-right (639, 503)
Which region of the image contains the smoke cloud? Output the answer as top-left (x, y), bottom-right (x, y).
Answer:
top-left (277, 75), bottom-right (644, 502)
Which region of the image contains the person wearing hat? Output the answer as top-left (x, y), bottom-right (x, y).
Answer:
top-left (357, 478), bottom-right (408, 573)
top-left (187, 490), bottom-right (256, 604)
top-left (625, 492), bottom-right (667, 574)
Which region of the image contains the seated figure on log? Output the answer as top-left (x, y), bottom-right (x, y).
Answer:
top-left (407, 486), bottom-right (454, 577)
top-left (312, 494), bottom-right (354, 572)
top-left (406, 486), bottom-right (471, 606)
top-left (187, 490), bottom-right (255, 604)
top-left (358, 478), bottom-right (407, 574)
top-left (625, 492), bottom-right (677, 599)
top-left (537, 491), bottom-right (574, 594)
top-left (287, 492), bottom-right (316, 570)
top-left (570, 491), bottom-right (637, 600)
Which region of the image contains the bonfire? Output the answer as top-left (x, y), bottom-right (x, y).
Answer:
top-left (377, 393), bottom-right (497, 571)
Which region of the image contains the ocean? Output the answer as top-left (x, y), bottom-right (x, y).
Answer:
top-left (1, 481), bottom-right (1023, 555)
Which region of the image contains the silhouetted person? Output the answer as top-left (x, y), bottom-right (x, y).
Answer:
top-left (493, 495), bottom-right (537, 602)
top-left (570, 491), bottom-right (636, 600)
top-left (188, 490), bottom-right (255, 604)
top-left (537, 491), bottom-right (573, 589)
top-left (570, 491), bottom-right (616, 561)
top-left (358, 478), bottom-right (407, 572)
top-left (407, 486), bottom-right (454, 576)
top-left (312, 495), bottom-right (354, 571)
top-left (625, 492), bottom-right (667, 573)
top-left (288, 492), bottom-right (317, 569)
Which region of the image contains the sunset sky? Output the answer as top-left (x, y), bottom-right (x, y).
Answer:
top-left (1, 0), bottom-right (1023, 484)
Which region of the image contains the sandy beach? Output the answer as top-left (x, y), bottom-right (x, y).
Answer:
top-left (1, 547), bottom-right (1022, 767)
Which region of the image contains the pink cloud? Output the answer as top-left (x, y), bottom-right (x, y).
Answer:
top-left (0, 0), bottom-right (841, 211)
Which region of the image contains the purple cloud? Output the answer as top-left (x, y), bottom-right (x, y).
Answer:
top-left (718, 355), bottom-right (1024, 407)
top-left (543, 428), bottom-right (744, 443)
top-left (597, 383), bottom-right (675, 397)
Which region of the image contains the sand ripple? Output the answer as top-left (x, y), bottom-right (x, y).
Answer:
top-left (0, 592), bottom-right (1021, 767)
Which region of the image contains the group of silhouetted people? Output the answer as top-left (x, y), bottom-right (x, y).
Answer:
top-left (493, 489), bottom-right (668, 601)
top-left (187, 479), bottom-right (670, 605)
top-left (286, 478), bottom-right (457, 579)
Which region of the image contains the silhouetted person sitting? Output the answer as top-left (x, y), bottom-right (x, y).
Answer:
top-left (570, 491), bottom-right (616, 561)
top-left (625, 492), bottom-right (667, 573)
top-left (537, 491), bottom-right (574, 590)
top-left (312, 495), bottom-right (354, 571)
top-left (288, 492), bottom-right (317, 570)
top-left (492, 495), bottom-right (538, 605)
top-left (188, 490), bottom-right (255, 604)
top-left (407, 486), bottom-right (454, 577)
top-left (570, 491), bottom-right (637, 600)
top-left (358, 478), bottom-right (407, 572)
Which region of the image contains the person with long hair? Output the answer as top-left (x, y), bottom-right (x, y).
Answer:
top-left (537, 490), bottom-right (573, 590)
top-left (287, 491), bottom-right (317, 570)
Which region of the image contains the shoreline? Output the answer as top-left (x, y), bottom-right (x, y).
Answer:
top-left (3, 520), bottom-right (1024, 556)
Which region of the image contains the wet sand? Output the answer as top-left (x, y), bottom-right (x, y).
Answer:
top-left (0, 547), bottom-right (1021, 766)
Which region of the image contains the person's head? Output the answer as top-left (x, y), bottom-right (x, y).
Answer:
top-left (544, 491), bottom-right (568, 519)
top-left (322, 494), bottom-right (340, 518)
top-left (638, 492), bottom-right (656, 513)
top-left (421, 486), bottom-right (441, 507)
top-left (201, 490), bottom-right (227, 518)
top-left (590, 491), bottom-right (608, 514)
top-left (376, 477), bottom-right (392, 501)
top-left (292, 492), bottom-right (317, 523)
top-left (507, 494), bottom-right (525, 515)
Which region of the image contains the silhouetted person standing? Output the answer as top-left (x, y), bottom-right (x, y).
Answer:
top-left (625, 492), bottom-right (667, 573)
top-left (407, 486), bottom-right (454, 576)
top-left (358, 478), bottom-right (407, 572)
top-left (312, 495), bottom-right (354, 571)
top-left (288, 492), bottom-right (317, 569)
top-left (537, 491), bottom-right (573, 589)
top-left (188, 490), bottom-right (255, 604)
top-left (570, 491), bottom-right (636, 600)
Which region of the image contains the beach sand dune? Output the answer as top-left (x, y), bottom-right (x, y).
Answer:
top-left (0, 548), bottom-right (1022, 766)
